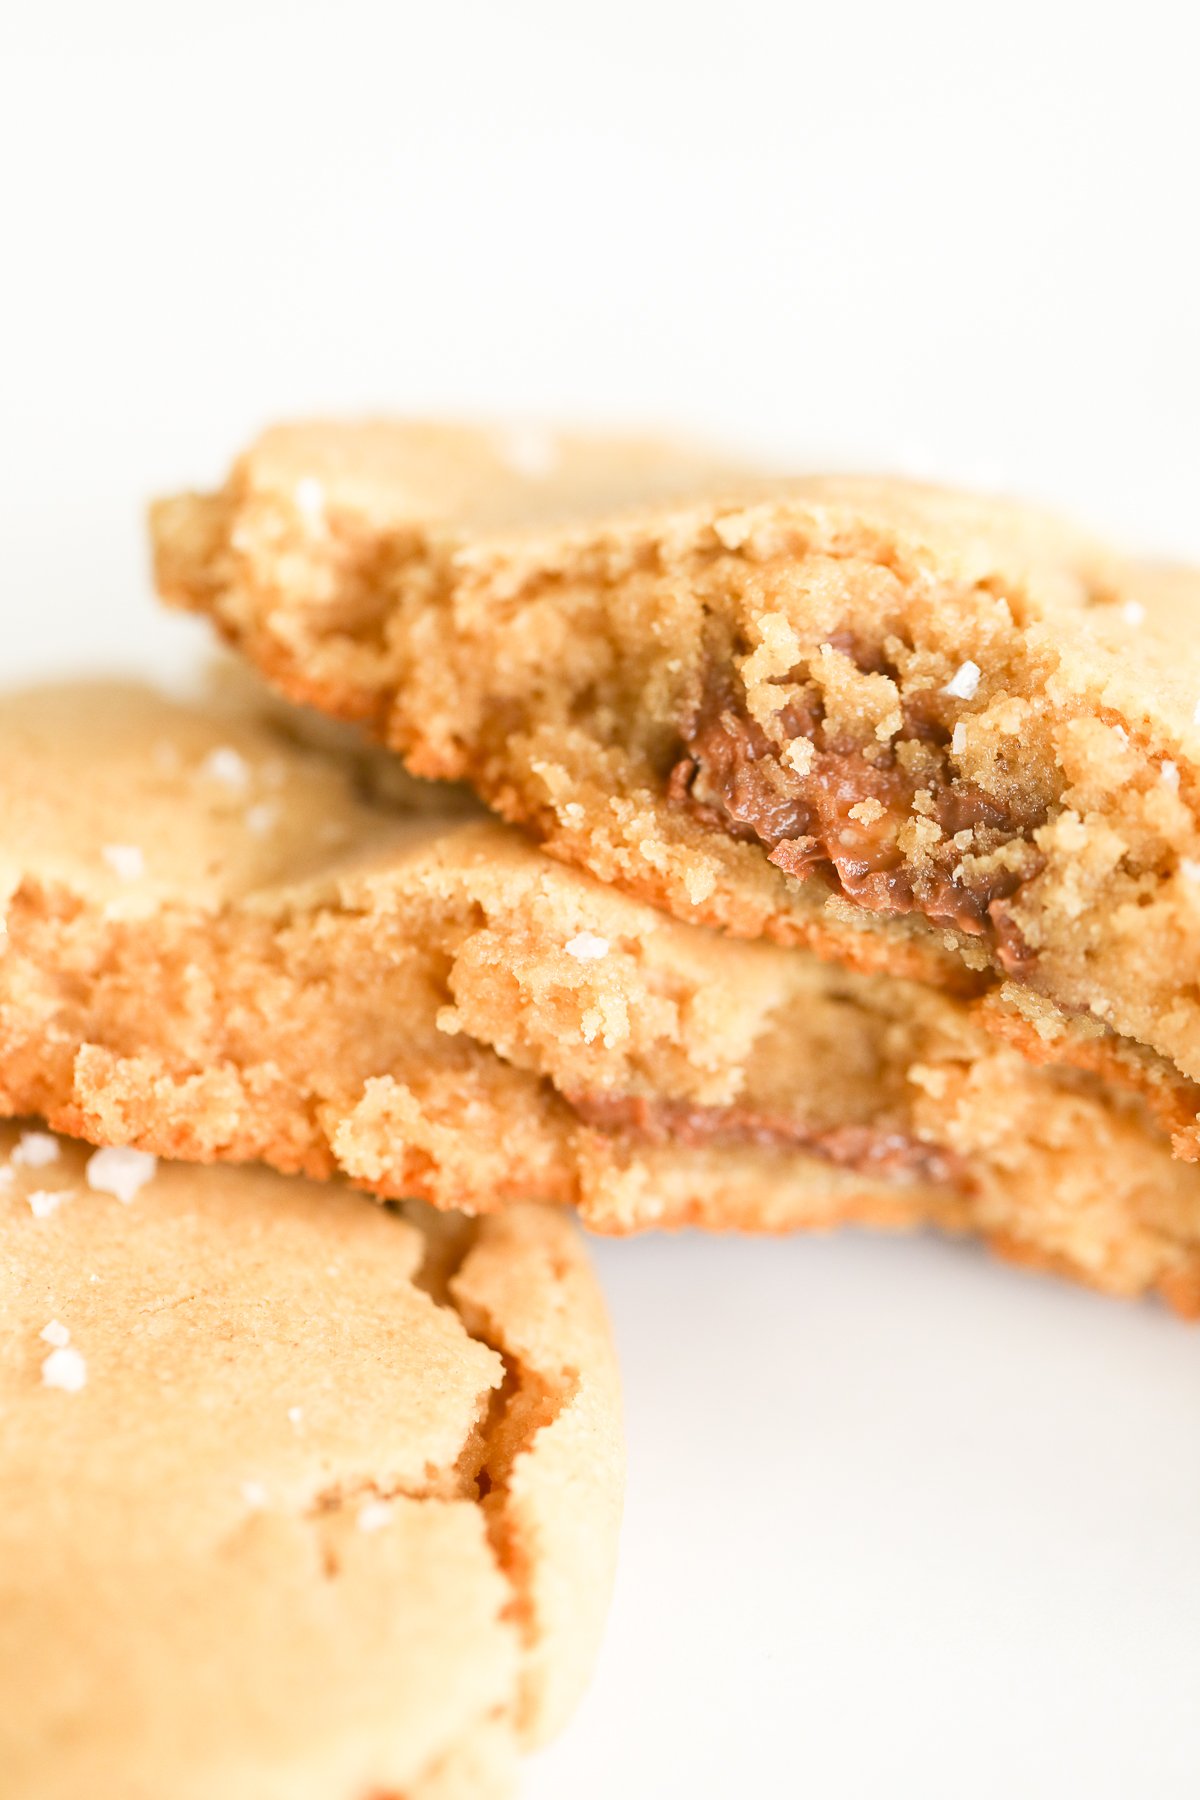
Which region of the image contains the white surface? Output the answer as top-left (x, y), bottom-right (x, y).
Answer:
top-left (4, 4), bottom-right (1200, 1794)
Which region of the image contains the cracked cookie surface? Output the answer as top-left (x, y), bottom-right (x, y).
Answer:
top-left (0, 1122), bottom-right (620, 1800)
top-left (153, 421), bottom-right (1200, 1088)
top-left (2, 679), bottom-right (1200, 1310)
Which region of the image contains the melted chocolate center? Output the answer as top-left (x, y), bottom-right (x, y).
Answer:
top-left (667, 655), bottom-right (1044, 973)
top-left (571, 1092), bottom-right (965, 1188)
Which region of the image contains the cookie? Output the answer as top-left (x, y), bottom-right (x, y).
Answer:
top-left (0, 1121), bottom-right (621, 1799)
top-left (2, 679), bottom-right (1199, 1311)
top-left (153, 422), bottom-right (1200, 1093)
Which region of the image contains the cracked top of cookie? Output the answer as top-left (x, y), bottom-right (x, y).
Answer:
top-left (0, 1123), bottom-right (620, 1799)
top-left (153, 421), bottom-right (1200, 1084)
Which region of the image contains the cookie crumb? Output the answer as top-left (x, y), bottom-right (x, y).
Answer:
top-left (200, 746), bottom-right (251, 790)
top-left (41, 1345), bottom-right (87, 1392)
top-left (86, 1146), bottom-right (157, 1205)
top-left (40, 1319), bottom-right (70, 1347)
top-left (102, 844), bottom-right (145, 882)
top-left (12, 1130), bottom-right (60, 1168)
top-left (942, 660), bottom-right (982, 701)
top-left (565, 931), bottom-right (609, 961)
top-left (357, 1499), bottom-right (393, 1533)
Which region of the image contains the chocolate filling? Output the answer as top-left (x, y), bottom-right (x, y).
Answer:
top-left (667, 651), bottom-right (1045, 973)
top-left (572, 1092), bottom-right (965, 1189)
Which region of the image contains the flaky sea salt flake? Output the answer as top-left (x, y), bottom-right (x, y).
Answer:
top-left (357, 1499), bottom-right (393, 1533)
top-left (201, 746), bottom-right (251, 790)
top-left (86, 1146), bottom-right (157, 1204)
top-left (102, 843), bottom-right (145, 882)
top-left (28, 1188), bottom-right (68, 1219)
top-left (294, 477), bottom-right (326, 521)
top-left (565, 931), bottom-right (609, 961)
top-left (42, 1345), bottom-right (87, 1392)
top-left (40, 1319), bottom-right (70, 1347)
top-left (496, 424), bottom-right (559, 480)
top-left (245, 801), bottom-right (279, 835)
top-left (12, 1130), bottom-right (60, 1168)
top-left (942, 660), bottom-right (982, 701)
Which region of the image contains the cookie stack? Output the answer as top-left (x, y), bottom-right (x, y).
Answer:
top-left (5, 421), bottom-right (1200, 1794)
top-left (152, 420), bottom-right (1200, 1308)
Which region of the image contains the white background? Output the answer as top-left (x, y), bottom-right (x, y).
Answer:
top-left (4, 4), bottom-right (1200, 1795)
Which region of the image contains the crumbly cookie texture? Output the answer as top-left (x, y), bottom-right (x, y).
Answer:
top-left (0, 1122), bottom-right (621, 1800)
top-left (154, 421), bottom-right (1200, 1088)
top-left (2, 680), bottom-right (1200, 1311)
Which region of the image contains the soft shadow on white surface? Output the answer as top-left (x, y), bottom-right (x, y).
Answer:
top-left (528, 1230), bottom-right (1200, 1800)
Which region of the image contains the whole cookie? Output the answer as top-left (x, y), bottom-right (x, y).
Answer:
top-left (0, 1123), bottom-right (621, 1799)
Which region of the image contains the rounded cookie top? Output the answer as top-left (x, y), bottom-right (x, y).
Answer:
top-left (201, 416), bottom-right (751, 534)
top-left (0, 1124), bottom-right (621, 1800)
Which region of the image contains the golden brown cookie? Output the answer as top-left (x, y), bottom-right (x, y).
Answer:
top-left (153, 421), bottom-right (1200, 1091)
top-left (2, 678), bottom-right (1199, 1311)
top-left (0, 1121), bottom-right (621, 1799)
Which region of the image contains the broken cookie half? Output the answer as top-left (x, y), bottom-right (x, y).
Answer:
top-left (2, 679), bottom-right (1199, 1312)
top-left (153, 420), bottom-right (1200, 1094)
top-left (0, 1122), bottom-right (621, 1800)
